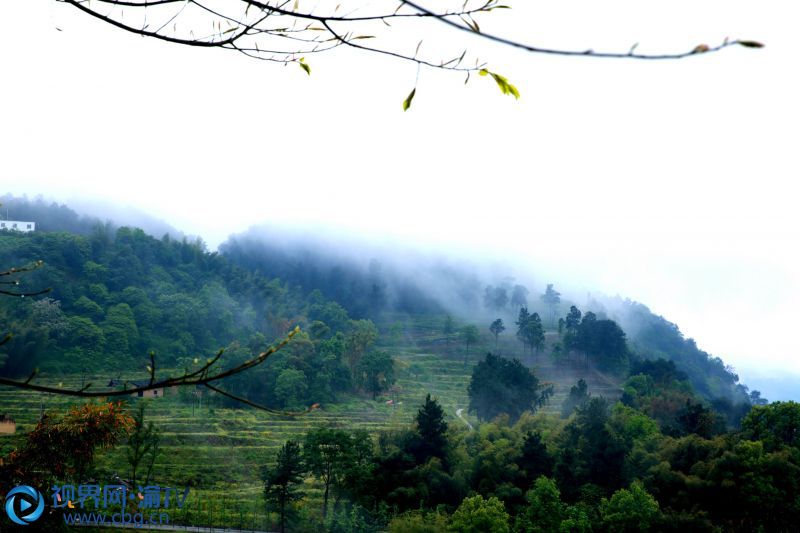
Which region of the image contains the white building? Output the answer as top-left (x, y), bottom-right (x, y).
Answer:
top-left (0, 220), bottom-right (35, 232)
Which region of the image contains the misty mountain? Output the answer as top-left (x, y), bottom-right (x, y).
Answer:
top-left (0, 199), bottom-right (758, 408)
top-left (220, 225), bottom-right (493, 318)
top-left (220, 225), bottom-right (753, 405)
top-left (0, 194), bottom-right (187, 242)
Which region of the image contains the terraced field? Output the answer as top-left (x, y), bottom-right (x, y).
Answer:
top-left (0, 326), bottom-right (622, 529)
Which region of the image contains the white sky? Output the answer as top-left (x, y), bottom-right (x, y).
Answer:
top-left (1, 0), bottom-right (799, 396)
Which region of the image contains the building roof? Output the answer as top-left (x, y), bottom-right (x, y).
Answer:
top-left (107, 379), bottom-right (164, 389)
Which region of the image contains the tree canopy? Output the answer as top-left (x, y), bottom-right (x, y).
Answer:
top-left (468, 353), bottom-right (551, 423)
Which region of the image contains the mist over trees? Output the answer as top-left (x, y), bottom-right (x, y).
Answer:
top-left (515, 308), bottom-right (545, 357)
top-left (3, 199), bottom-right (796, 532)
top-left (0, 194), bottom-right (186, 242)
top-left (217, 225), bottom-right (756, 405)
top-left (0, 200), bottom-right (755, 412)
top-left (540, 283), bottom-right (561, 326)
top-left (0, 205), bottom-right (399, 411)
top-left (489, 318), bottom-right (505, 350)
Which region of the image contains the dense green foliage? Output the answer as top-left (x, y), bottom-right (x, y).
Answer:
top-left (468, 353), bottom-right (552, 423)
top-left (2, 199), bottom-right (785, 533)
top-left (607, 297), bottom-right (751, 404)
top-left (449, 495), bottom-right (510, 533)
top-left (215, 220), bottom-right (751, 406)
top-left (0, 217), bottom-right (390, 409)
top-left (254, 390), bottom-right (800, 532)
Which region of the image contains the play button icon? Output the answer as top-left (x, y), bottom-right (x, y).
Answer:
top-left (4, 485), bottom-right (45, 525)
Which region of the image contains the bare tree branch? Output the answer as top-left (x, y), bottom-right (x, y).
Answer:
top-left (52, 0), bottom-right (760, 82)
top-left (0, 261), bottom-right (53, 297)
top-left (401, 0), bottom-right (752, 60)
top-left (0, 326), bottom-right (310, 414)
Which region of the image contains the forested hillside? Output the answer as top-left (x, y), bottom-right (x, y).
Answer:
top-left (0, 200), bottom-right (391, 410)
top-left (1, 199), bottom-right (759, 415)
top-left (221, 226), bottom-right (754, 406)
top-left (3, 199), bottom-right (799, 533)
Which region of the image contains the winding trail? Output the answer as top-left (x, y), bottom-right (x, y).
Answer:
top-left (455, 408), bottom-right (474, 431)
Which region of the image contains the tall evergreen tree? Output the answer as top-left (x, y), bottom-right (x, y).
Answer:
top-left (563, 306), bottom-right (583, 358)
top-left (262, 440), bottom-right (305, 533)
top-left (517, 432), bottom-right (555, 485)
top-left (415, 394), bottom-right (449, 465)
top-left (564, 306), bottom-right (582, 334)
top-left (516, 307), bottom-right (531, 352)
top-left (540, 284), bottom-right (561, 326)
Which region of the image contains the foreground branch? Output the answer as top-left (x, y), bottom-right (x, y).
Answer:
top-left (55, 0), bottom-right (762, 83)
top-left (0, 260), bottom-right (52, 297)
top-left (0, 326), bottom-right (314, 415)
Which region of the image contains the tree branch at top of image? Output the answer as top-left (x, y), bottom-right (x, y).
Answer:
top-left (55, 0), bottom-right (763, 109)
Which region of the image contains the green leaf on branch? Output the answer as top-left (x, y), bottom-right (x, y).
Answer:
top-left (298, 57), bottom-right (311, 75)
top-left (480, 69), bottom-right (520, 99)
top-left (403, 87), bottom-right (416, 112)
top-left (738, 40), bottom-right (764, 48)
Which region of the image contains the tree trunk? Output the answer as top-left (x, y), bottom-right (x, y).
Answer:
top-left (333, 492), bottom-right (343, 516)
top-left (322, 482), bottom-right (329, 519)
top-left (280, 495), bottom-right (286, 533)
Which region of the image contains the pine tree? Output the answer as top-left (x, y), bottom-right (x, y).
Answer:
top-left (415, 394), bottom-right (449, 464)
top-left (516, 307), bottom-right (531, 353)
top-left (262, 440), bottom-right (305, 533)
